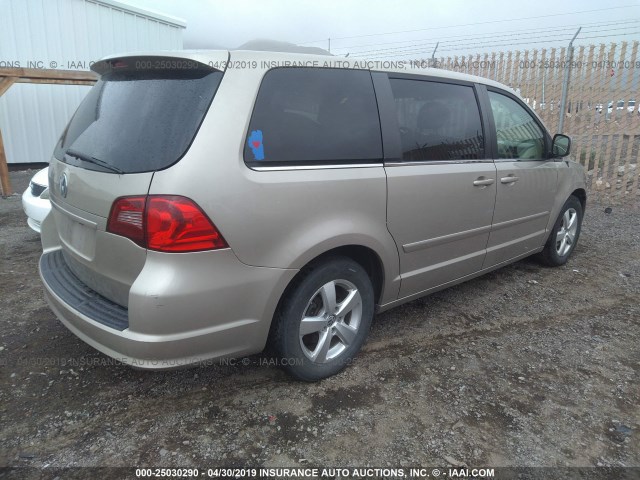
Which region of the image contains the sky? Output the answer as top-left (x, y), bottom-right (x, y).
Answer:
top-left (121, 0), bottom-right (640, 58)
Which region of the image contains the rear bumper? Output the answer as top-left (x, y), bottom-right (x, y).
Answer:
top-left (40, 248), bottom-right (297, 369)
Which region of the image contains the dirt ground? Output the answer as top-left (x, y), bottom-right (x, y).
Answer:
top-left (1, 170), bottom-right (638, 472)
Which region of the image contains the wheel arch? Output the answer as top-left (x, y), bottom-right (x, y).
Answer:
top-left (571, 188), bottom-right (587, 212)
top-left (265, 244), bottom-right (386, 354)
top-left (284, 244), bottom-right (385, 306)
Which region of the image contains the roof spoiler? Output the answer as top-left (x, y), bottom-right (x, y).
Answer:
top-left (91, 55), bottom-right (216, 77)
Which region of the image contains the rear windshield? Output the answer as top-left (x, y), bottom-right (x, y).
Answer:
top-left (54, 65), bottom-right (223, 173)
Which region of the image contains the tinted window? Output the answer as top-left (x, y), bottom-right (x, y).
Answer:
top-left (488, 91), bottom-right (545, 160)
top-left (54, 67), bottom-right (223, 173)
top-left (245, 68), bottom-right (382, 165)
top-left (389, 79), bottom-right (484, 161)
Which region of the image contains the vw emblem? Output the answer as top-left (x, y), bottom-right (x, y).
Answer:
top-left (59, 173), bottom-right (68, 198)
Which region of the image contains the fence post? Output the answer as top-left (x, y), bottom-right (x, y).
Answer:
top-left (558, 27), bottom-right (582, 133)
top-left (431, 42), bottom-right (439, 67)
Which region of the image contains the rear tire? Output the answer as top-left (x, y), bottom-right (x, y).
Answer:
top-left (538, 195), bottom-right (583, 267)
top-left (271, 256), bottom-right (374, 381)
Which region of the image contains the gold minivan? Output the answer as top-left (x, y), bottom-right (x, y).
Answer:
top-left (39, 50), bottom-right (585, 380)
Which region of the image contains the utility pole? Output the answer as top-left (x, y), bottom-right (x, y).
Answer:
top-left (558, 27), bottom-right (581, 133)
top-left (328, 38), bottom-right (331, 53)
top-left (431, 42), bottom-right (439, 67)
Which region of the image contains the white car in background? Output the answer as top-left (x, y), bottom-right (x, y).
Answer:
top-left (22, 167), bottom-right (51, 233)
top-left (627, 100), bottom-right (636, 113)
top-left (607, 99), bottom-right (636, 115)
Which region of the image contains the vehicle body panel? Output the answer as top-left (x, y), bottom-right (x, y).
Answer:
top-left (484, 160), bottom-right (559, 267)
top-left (385, 162), bottom-right (497, 297)
top-left (47, 160), bottom-right (152, 307)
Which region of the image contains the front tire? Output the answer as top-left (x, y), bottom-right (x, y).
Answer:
top-left (271, 256), bottom-right (374, 381)
top-left (538, 195), bottom-right (583, 266)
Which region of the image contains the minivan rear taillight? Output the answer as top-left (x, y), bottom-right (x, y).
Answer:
top-left (107, 195), bottom-right (228, 252)
top-left (107, 196), bottom-right (146, 245)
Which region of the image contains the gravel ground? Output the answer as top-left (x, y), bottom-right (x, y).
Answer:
top-left (1, 170), bottom-right (639, 472)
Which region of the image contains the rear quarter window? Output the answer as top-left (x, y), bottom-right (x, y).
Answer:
top-left (244, 68), bottom-right (382, 166)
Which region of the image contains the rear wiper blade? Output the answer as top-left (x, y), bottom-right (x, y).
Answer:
top-left (65, 148), bottom-right (124, 175)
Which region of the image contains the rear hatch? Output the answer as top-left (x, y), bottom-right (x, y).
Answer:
top-left (47, 53), bottom-right (225, 307)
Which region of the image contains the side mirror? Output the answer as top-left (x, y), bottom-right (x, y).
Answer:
top-left (552, 134), bottom-right (571, 157)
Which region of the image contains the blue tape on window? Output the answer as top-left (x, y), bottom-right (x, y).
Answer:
top-left (248, 130), bottom-right (265, 160)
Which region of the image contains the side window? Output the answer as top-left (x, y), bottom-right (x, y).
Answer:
top-left (389, 79), bottom-right (484, 161)
top-left (244, 68), bottom-right (382, 165)
top-left (488, 91), bottom-right (545, 160)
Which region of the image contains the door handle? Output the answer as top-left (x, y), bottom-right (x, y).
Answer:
top-left (500, 175), bottom-right (520, 184)
top-left (473, 177), bottom-right (495, 187)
